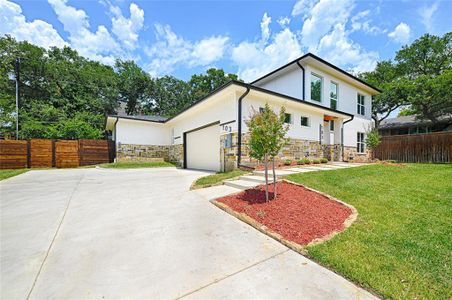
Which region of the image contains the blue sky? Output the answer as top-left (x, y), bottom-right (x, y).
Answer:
top-left (1, 0), bottom-right (451, 82)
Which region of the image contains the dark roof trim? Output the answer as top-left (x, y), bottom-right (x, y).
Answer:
top-left (108, 115), bottom-right (166, 123)
top-left (110, 79), bottom-right (353, 125)
top-left (166, 80), bottom-right (353, 122)
top-left (250, 53), bottom-right (382, 93)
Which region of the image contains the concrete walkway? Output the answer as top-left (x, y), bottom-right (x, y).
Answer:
top-left (225, 162), bottom-right (368, 189)
top-left (1, 167), bottom-right (376, 299)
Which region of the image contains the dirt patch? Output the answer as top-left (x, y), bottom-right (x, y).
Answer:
top-left (215, 181), bottom-right (355, 246)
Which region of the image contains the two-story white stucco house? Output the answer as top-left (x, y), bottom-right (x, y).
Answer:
top-left (105, 53), bottom-right (380, 172)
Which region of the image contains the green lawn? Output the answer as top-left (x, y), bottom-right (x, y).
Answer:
top-left (286, 164), bottom-right (452, 300)
top-left (0, 169), bottom-right (29, 180)
top-left (98, 161), bottom-right (176, 169)
top-left (192, 170), bottom-right (249, 189)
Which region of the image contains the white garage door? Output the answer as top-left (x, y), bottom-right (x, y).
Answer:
top-left (186, 123), bottom-right (220, 171)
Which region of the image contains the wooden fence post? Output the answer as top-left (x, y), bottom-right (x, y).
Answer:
top-left (26, 140), bottom-right (31, 168)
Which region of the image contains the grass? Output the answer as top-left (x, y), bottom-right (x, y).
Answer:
top-left (286, 163), bottom-right (452, 300)
top-left (98, 161), bottom-right (176, 169)
top-left (0, 169), bottom-right (29, 180)
top-left (192, 170), bottom-right (249, 189)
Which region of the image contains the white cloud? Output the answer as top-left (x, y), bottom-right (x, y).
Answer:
top-left (260, 12), bottom-right (271, 43)
top-left (317, 23), bottom-right (378, 73)
top-left (191, 36), bottom-right (229, 66)
top-left (292, 0), bottom-right (317, 17)
top-left (145, 24), bottom-right (229, 76)
top-left (350, 10), bottom-right (385, 34)
top-left (388, 22), bottom-right (411, 44)
top-left (301, 0), bottom-right (354, 51)
top-left (231, 27), bottom-right (302, 81)
top-left (418, 1), bottom-right (439, 32)
top-left (0, 0), bottom-right (67, 48)
top-left (48, 0), bottom-right (121, 64)
top-left (277, 16), bottom-right (291, 28)
top-left (110, 3), bottom-right (144, 49)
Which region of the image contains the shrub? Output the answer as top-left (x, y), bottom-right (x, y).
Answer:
top-left (284, 159), bottom-right (292, 166)
top-left (313, 159), bottom-right (320, 164)
top-left (297, 159), bottom-right (305, 165)
top-left (320, 158), bottom-right (328, 163)
top-left (303, 158), bottom-right (311, 164)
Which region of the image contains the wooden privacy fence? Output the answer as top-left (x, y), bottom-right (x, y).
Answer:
top-left (0, 139), bottom-right (115, 169)
top-left (373, 131), bottom-right (452, 163)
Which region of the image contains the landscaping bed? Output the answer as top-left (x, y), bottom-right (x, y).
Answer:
top-left (98, 161), bottom-right (175, 169)
top-left (214, 181), bottom-right (355, 246)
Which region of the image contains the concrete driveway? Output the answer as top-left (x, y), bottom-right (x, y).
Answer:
top-left (1, 168), bottom-right (376, 299)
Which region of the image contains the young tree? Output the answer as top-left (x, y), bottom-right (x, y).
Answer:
top-left (364, 126), bottom-right (381, 160)
top-left (246, 103), bottom-right (288, 201)
top-left (267, 105), bottom-right (289, 199)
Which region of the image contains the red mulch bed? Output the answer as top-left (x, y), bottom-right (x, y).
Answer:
top-left (216, 181), bottom-right (353, 246)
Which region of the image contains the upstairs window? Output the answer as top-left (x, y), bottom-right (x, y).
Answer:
top-left (357, 94), bottom-right (365, 115)
top-left (284, 113), bottom-right (292, 124)
top-left (300, 116), bottom-right (310, 127)
top-left (330, 82), bottom-right (338, 110)
top-left (357, 132), bottom-right (365, 153)
top-left (311, 73), bottom-right (322, 102)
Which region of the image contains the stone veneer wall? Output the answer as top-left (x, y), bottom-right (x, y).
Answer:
top-left (220, 133), bottom-right (328, 171)
top-left (343, 146), bottom-right (371, 162)
top-left (117, 143), bottom-right (184, 166)
top-left (322, 144), bottom-right (342, 161)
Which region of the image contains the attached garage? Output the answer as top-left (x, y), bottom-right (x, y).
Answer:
top-left (184, 122), bottom-right (220, 171)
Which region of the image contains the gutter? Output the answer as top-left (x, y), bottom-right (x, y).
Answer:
top-left (296, 61), bottom-right (305, 100)
top-left (341, 115), bottom-right (354, 161)
top-left (113, 117), bottom-right (119, 161)
top-left (237, 86), bottom-right (251, 168)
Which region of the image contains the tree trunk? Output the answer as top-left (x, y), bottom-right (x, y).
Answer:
top-left (272, 157), bottom-right (277, 200)
top-left (264, 154), bottom-right (269, 202)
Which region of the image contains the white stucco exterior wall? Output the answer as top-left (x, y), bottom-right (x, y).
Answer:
top-left (256, 65), bottom-right (303, 99)
top-left (115, 119), bottom-right (171, 145)
top-left (167, 91), bottom-right (237, 145)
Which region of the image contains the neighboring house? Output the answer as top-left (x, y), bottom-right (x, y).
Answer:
top-left (379, 115), bottom-right (452, 136)
top-left (105, 53), bottom-right (380, 172)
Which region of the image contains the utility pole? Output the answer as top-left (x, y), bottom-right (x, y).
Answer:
top-left (14, 58), bottom-right (20, 140)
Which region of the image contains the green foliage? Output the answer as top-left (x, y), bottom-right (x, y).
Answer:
top-left (297, 159), bottom-right (305, 165)
top-left (284, 159), bottom-right (292, 166)
top-left (0, 36), bottom-right (242, 139)
top-left (360, 32), bottom-right (451, 127)
top-left (312, 159), bottom-right (320, 164)
top-left (192, 170), bottom-right (249, 189)
top-left (365, 128), bottom-right (381, 150)
top-left (397, 106), bottom-right (416, 116)
top-left (320, 158), bottom-right (328, 163)
top-left (303, 158), bottom-right (311, 164)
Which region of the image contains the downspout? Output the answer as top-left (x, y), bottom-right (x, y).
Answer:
top-left (296, 61), bottom-right (305, 100)
top-left (237, 86), bottom-right (251, 168)
top-left (341, 115), bottom-right (354, 161)
top-left (113, 117), bottom-right (119, 162)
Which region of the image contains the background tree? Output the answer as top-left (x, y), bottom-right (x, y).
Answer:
top-left (188, 68), bottom-right (239, 100)
top-left (115, 60), bottom-right (151, 115)
top-left (360, 32), bottom-right (451, 127)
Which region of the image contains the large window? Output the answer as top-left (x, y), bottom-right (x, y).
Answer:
top-left (330, 82), bottom-right (338, 110)
top-left (329, 120), bottom-right (334, 131)
top-left (357, 132), bottom-right (365, 153)
top-left (357, 94), bottom-right (365, 115)
top-left (300, 116), bottom-right (310, 127)
top-left (311, 73), bottom-right (322, 102)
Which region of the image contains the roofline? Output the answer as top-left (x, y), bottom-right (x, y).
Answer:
top-left (250, 53), bottom-right (382, 93)
top-left (108, 79), bottom-right (354, 127)
top-left (107, 115), bottom-right (166, 123)
top-left (167, 80), bottom-right (353, 122)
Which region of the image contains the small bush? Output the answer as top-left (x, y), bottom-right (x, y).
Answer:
top-left (313, 159), bottom-right (320, 164)
top-left (303, 158), bottom-right (311, 164)
top-left (297, 159), bottom-right (305, 165)
top-left (284, 159), bottom-right (292, 166)
top-left (320, 158), bottom-right (328, 163)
